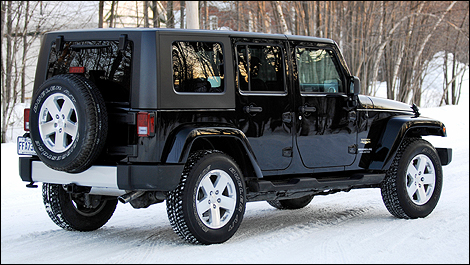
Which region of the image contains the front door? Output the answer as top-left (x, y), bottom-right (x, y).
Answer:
top-left (234, 41), bottom-right (293, 171)
top-left (294, 45), bottom-right (357, 168)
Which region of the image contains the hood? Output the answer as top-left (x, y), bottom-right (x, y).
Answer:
top-left (358, 95), bottom-right (415, 113)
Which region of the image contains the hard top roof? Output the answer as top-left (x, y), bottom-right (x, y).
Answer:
top-left (46, 28), bottom-right (336, 44)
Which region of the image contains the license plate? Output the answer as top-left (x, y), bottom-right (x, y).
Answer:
top-left (17, 136), bottom-right (37, 155)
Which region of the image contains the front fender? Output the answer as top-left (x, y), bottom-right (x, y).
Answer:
top-left (363, 115), bottom-right (446, 170)
top-left (162, 125), bottom-right (263, 178)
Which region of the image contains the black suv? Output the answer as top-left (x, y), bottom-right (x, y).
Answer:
top-left (18, 28), bottom-right (452, 244)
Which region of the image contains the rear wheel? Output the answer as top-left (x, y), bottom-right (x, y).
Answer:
top-left (267, 194), bottom-right (314, 210)
top-left (42, 183), bottom-right (117, 231)
top-left (30, 74), bottom-right (107, 173)
top-left (166, 150), bottom-right (246, 244)
top-left (381, 138), bottom-right (443, 219)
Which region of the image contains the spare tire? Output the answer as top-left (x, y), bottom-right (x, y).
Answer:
top-left (30, 74), bottom-right (108, 173)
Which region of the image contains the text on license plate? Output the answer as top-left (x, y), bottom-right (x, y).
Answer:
top-left (17, 136), bottom-right (37, 155)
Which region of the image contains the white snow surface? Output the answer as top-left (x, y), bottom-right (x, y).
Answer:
top-left (2, 86), bottom-right (469, 263)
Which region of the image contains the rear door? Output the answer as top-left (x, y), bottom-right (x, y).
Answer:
top-left (233, 38), bottom-right (293, 171)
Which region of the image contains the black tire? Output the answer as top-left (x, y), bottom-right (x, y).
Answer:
top-left (166, 150), bottom-right (246, 244)
top-left (381, 138), bottom-right (443, 219)
top-left (42, 183), bottom-right (117, 231)
top-left (30, 74), bottom-right (108, 173)
top-left (267, 194), bottom-right (314, 210)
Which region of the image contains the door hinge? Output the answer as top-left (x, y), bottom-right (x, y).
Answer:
top-left (282, 147), bottom-right (293, 157)
top-left (348, 144), bottom-right (357, 154)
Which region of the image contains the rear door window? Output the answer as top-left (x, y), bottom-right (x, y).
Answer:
top-left (236, 44), bottom-right (286, 94)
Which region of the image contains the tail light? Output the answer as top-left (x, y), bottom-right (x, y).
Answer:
top-left (69, 66), bottom-right (85, 74)
top-left (137, 112), bottom-right (155, 137)
top-left (24, 108), bottom-right (30, 131)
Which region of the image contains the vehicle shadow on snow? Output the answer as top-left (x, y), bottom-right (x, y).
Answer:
top-left (231, 203), bottom-right (393, 243)
top-left (23, 203), bottom-right (392, 247)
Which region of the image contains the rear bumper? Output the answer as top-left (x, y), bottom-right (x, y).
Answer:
top-left (19, 157), bottom-right (184, 194)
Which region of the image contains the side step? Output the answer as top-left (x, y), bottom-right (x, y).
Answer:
top-left (247, 173), bottom-right (385, 202)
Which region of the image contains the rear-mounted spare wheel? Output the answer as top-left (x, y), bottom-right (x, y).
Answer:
top-left (30, 74), bottom-right (108, 173)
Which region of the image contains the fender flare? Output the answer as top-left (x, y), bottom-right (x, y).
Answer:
top-left (162, 125), bottom-right (263, 179)
top-left (364, 115), bottom-right (446, 170)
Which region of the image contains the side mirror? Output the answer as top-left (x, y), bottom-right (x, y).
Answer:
top-left (347, 76), bottom-right (360, 108)
top-left (349, 76), bottom-right (360, 95)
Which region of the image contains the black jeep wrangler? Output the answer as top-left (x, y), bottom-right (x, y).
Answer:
top-left (18, 28), bottom-right (452, 244)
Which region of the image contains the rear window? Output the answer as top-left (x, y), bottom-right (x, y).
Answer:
top-left (172, 41), bottom-right (224, 93)
top-left (47, 40), bottom-right (133, 100)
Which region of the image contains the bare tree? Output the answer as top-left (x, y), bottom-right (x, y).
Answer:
top-left (1, 1), bottom-right (97, 142)
top-left (99, 1), bottom-right (104, 28)
top-left (144, 1), bottom-right (149, 27)
top-left (167, 1), bottom-right (174, 28)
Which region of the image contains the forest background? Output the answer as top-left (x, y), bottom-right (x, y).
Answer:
top-left (1, 1), bottom-right (469, 143)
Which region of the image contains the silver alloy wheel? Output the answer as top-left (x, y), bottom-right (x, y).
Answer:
top-left (196, 169), bottom-right (237, 229)
top-left (406, 154), bottom-right (436, 205)
top-left (38, 92), bottom-right (78, 153)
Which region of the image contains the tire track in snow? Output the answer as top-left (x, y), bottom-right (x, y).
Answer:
top-left (232, 202), bottom-right (373, 248)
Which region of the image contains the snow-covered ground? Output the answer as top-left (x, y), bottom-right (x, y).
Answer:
top-left (1, 68), bottom-right (469, 263)
top-left (2, 94), bottom-right (469, 263)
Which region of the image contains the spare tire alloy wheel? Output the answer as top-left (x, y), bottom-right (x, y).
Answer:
top-left (381, 138), bottom-right (443, 219)
top-left (166, 150), bottom-right (246, 244)
top-left (30, 74), bottom-right (107, 173)
top-left (38, 92), bottom-right (78, 153)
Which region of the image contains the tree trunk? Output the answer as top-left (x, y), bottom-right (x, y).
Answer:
top-left (180, 1), bottom-right (184, 28)
top-left (109, 1), bottom-right (115, 28)
top-left (186, 1), bottom-right (198, 29)
top-left (167, 1), bottom-right (174, 28)
top-left (98, 1), bottom-right (104, 28)
top-left (144, 1), bottom-right (149, 27)
top-left (204, 1), bottom-right (209, 29)
top-left (152, 1), bottom-right (160, 28)
top-left (274, 1), bottom-right (291, 34)
top-left (20, 1), bottom-right (29, 103)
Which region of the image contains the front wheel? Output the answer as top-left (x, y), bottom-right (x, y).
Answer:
top-left (42, 183), bottom-right (117, 231)
top-left (166, 150), bottom-right (246, 244)
top-left (381, 138), bottom-right (443, 219)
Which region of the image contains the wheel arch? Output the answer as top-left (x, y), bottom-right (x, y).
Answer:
top-left (162, 125), bottom-right (263, 180)
top-left (364, 116), bottom-right (446, 171)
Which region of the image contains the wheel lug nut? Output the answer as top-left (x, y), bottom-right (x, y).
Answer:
top-left (215, 190), bottom-right (219, 195)
top-left (213, 204), bottom-right (216, 209)
top-left (56, 114), bottom-right (59, 119)
top-left (217, 198), bottom-right (221, 203)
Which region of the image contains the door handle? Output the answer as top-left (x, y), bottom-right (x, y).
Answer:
top-left (244, 105), bottom-right (263, 114)
top-left (300, 105), bottom-right (316, 113)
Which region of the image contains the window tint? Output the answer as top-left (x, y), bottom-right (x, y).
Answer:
top-left (172, 41), bottom-right (224, 93)
top-left (237, 44), bottom-right (285, 93)
top-left (296, 47), bottom-right (343, 93)
top-left (47, 40), bottom-right (133, 92)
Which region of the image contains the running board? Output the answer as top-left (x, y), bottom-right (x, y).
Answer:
top-left (247, 173), bottom-right (385, 202)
